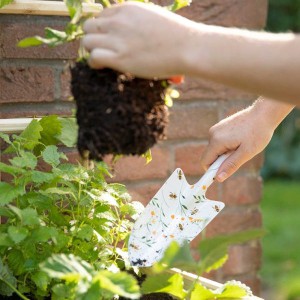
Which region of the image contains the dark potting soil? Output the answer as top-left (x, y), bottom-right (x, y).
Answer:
top-left (118, 272), bottom-right (174, 300)
top-left (71, 62), bottom-right (170, 161)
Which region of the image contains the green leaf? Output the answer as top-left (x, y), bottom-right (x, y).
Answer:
top-left (39, 115), bottom-right (62, 146)
top-left (7, 249), bottom-right (26, 275)
top-left (31, 271), bottom-right (50, 292)
top-left (0, 0), bottom-right (14, 9)
top-left (190, 283), bottom-right (215, 300)
top-left (0, 258), bottom-right (17, 296)
top-left (40, 254), bottom-right (93, 282)
top-left (42, 145), bottom-right (60, 167)
top-left (198, 229), bottom-right (266, 273)
top-left (8, 226), bottom-right (29, 244)
top-left (58, 117), bottom-right (78, 147)
top-left (0, 182), bottom-right (24, 206)
top-left (217, 283), bottom-right (248, 298)
top-left (0, 161), bottom-right (24, 175)
top-left (5, 119), bottom-right (43, 152)
top-left (52, 282), bottom-right (77, 300)
top-left (45, 27), bottom-right (67, 40)
top-left (76, 224), bottom-right (94, 242)
top-left (141, 273), bottom-right (186, 299)
top-left (142, 149), bottom-right (152, 164)
top-left (10, 151), bottom-right (37, 169)
top-left (85, 271), bottom-right (140, 300)
top-left (31, 226), bottom-right (58, 243)
top-left (17, 36), bottom-right (44, 48)
top-left (205, 254), bottom-right (228, 273)
top-left (21, 208), bottom-right (40, 226)
top-left (30, 170), bottom-right (55, 184)
top-left (0, 206), bottom-right (14, 218)
top-left (168, 0), bottom-right (192, 11)
top-left (0, 233), bottom-right (13, 247)
top-left (0, 132), bottom-right (11, 144)
top-left (154, 241), bottom-right (196, 273)
top-left (64, 0), bottom-right (83, 24)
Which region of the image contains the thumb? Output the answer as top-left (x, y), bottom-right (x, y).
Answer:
top-left (215, 148), bottom-right (249, 182)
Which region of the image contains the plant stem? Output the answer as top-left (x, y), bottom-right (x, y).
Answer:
top-left (0, 278), bottom-right (30, 300)
top-left (99, 0), bottom-right (111, 7)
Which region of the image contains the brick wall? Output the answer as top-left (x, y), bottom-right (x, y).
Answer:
top-left (0, 0), bottom-right (268, 296)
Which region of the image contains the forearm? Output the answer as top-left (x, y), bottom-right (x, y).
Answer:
top-left (184, 25), bottom-right (300, 105)
top-left (251, 97), bottom-right (294, 130)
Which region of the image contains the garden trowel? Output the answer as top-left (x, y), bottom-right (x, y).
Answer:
top-left (128, 154), bottom-right (229, 267)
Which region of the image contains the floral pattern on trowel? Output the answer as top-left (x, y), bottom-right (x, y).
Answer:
top-left (129, 159), bottom-right (226, 267)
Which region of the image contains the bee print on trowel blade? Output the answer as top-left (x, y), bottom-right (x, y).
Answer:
top-left (213, 205), bottom-right (220, 212)
top-left (177, 169), bottom-right (183, 180)
top-left (169, 192), bottom-right (177, 199)
top-left (191, 208), bottom-right (199, 215)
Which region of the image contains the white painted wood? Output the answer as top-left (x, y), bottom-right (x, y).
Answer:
top-left (170, 268), bottom-right (264, 300)
top-left (0, 118), bottom-right (38, 133)
top-left (0, 0), bottom-right (102, 16)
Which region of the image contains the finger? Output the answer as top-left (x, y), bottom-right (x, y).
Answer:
top-left (83, 19), bottom-right (109, 34)
top-left (88, 48), bottom-right (116, 69)
top-left (82, 34), bottom-right (112, 52)
top-left (200, 142), bottom-right (227, 171)
top-left (215, 148), bottom-right (249, 182)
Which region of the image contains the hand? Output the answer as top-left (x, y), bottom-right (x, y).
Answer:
top-left (200, 98), bottom-right (294, 182)
top-left (82, 2), bottom-right (194, 78)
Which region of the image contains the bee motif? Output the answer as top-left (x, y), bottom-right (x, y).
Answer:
top-left (191, 218), bottom-right (204, 223)
top-left (169, 192), bottom-right (177, 199)
top-left (177, 169), bottom-right (183, 180)
top-left (130, 243), bottom-right (140, 250)
top-left (178, 223), bottom-right (184, 231)
top-left (213, 205), bottom-right (220, 212)
top-left (191, 208), bottom-right (199, 215)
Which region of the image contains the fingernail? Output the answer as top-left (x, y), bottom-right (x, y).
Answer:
top-left (216, 172), bottom-right (227, 182)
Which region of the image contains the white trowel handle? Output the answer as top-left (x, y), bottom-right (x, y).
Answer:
top-left (195, 153), bottom-right (230, 190)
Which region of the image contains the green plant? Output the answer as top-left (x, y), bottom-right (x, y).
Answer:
top-left (0, 116), bottom-right (142, 299)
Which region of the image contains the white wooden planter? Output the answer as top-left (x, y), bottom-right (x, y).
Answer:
top-left (0, 0), bottom-right (102, 16)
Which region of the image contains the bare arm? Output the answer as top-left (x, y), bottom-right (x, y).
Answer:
top-left (186, 25), bottom-right (300, 106)
top-left (83, 2), bottom-right (300, 106)
top-left (200, 97), bottom-right (294, 182)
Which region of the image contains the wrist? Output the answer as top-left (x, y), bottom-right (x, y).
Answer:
top-left (251, 97), bottom-right (294, 130)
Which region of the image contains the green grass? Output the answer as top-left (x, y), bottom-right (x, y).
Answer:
top-left (261, 180), bottom-right (300, 300)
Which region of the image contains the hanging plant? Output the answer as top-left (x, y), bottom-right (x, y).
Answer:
top-left (18, 0), bottom-right (187, 161)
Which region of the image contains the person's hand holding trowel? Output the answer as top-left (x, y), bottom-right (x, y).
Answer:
top-left (200, 98), bottom-right (294, 182)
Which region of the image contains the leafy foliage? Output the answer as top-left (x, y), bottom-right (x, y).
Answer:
top-left (0, 0), bottom-right (13, 9)
top-left (262, 0), bottom-right (300, 179)
top-left (0, 117), bottom-right (140, 299)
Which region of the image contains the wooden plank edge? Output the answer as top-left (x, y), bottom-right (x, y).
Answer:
top-left (169, 268), bottom-right (264, 300)
top-left (0, 118), bottom-right (39, 133)
top-left (0, 0), bottom-right (102, 16)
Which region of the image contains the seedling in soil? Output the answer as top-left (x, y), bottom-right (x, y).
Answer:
top-left (18, 0), bottom-right (190, 162)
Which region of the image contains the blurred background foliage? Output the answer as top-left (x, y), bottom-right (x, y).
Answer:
top-left (262, 0), bottom-right (300, 179)
top-left (261, 2), bottom-right (300, 300)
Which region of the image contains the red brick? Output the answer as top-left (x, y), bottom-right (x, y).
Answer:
top-left (174, 143), bottom-right (206, 176)
top-left (241, 153), bottom-right (264, 173)
top-left (60, 67), bottom-right (73, 101)
top-left (105, 146), bottom-right (170, 182)
top-left (178, 77), bottom-right (256, 102)
top-left (0, 19), bottom-right (78, 60)
top-left (0, 66), bottom-right (54, 103)
top-left (222, 243), bottom-right (262, 276)
top-left (206, 208), bottom-right (262, 237)
top-left (179, 0), bottom-right (267, 29)
top-left (127, 183), bottom-right (162, 206)
top-left (167, 105), bottom-right (218, 140)
top-left (223, 176), bottom-right (262, 206)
